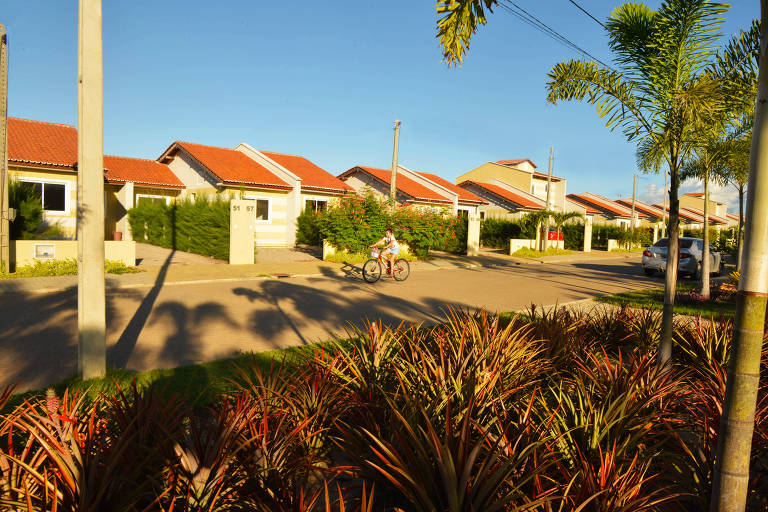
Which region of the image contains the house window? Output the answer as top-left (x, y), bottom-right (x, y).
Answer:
top-left (480, 211), bottom-right (486, 220)
top-left (457, 209), bottom-right (469, 219)
top-left (136, 194), bottom-right (169, 206)
top-left (20, 179), bottom-right (68, 213)
top-left (305, 199), bottom-right (327, 212)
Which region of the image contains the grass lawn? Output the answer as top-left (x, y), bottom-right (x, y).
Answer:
top-left (595, 283), bottom-right (736, 318)
top-left (4, 340), bottom-right (340, 412)
top-left (1, 258), bottom-right (142, 279)
top-left (513, 246), bottom-right (572, 258)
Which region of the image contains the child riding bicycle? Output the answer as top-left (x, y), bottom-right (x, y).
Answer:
top-left (370, 227), bottom-right (399, 276)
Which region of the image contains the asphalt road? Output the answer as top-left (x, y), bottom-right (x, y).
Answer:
top-left (0, 258), bottom-right (657, 391)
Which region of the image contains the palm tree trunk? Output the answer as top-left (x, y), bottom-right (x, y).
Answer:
top-left (701, 166), bottom-right (711, 299)
top-left (710, 3), bottom-right (768, 508)
top-left (659, 162), bottom-right (680, 368)
top-left (737, 185), bottom-right (744, 269)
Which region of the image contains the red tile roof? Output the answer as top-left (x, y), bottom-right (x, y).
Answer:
top-left (460, 181), bottom-right (546, 209)
top-left (339, 166), bottom-right (452, 204)
top-left (726, 212), bottom-right (741, 222)
top-left (653, 204), bottom-right (704, 223)
top-left (567, 193), bottom-right (631, 217)
top-left (566, 195), bottom-right (600, 214)
top-left (172, 142), bottom-right (291, 189)
top-left (614, 199), bottom-right (666, 220)
top-left (260, 151), bottom-right (352, 193)
top-left (8, 117), bottom-right (78, 169)
top-left (104, 156), bottom-right (184, 189)
top-left (682, 192), bottom-right (726, 205)
top-left (415, 171), bottom-right (485, 204)
top-left (681, 206), bottom-right (728, 225)
top-left (495, 158), bottom-right (537, 168)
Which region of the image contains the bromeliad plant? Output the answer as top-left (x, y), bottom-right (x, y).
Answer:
top-left (1, 308), bottom-right (766, 510)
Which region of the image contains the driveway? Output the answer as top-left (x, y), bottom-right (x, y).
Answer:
top-left (0, 258), bottom-right (655, 391)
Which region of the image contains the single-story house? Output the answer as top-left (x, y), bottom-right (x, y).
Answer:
top-left (103, 155), bottom-right (185, 240)
top-left (457, 158), bottom-right (567, 211)
top-left (680, 192), bottom-right (728, 219)
top-left (566, 193), bottom-right (639, 227)
top-left (614, 199), bottom-right (667, 224)
top-left (651, 204), bottom-right (728, 230)
top-left (157, 141), bottom-right (352, 247)
top-left (726, 212), bottom-right (741, 228)
top-left (337, 165), bottom-right (454, 211)
top-left (457, 179), bottom-right (546, 220)
top-left (7, 117), bottom-right (183, 240)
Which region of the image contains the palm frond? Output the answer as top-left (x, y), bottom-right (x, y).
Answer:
top-left (436, 0), bottom-right (497, 67)
top-left (546, 60), bottom-right (650, 141)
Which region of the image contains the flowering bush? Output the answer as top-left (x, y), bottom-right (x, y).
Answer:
top-left (318, 193), bottom-right (462, 258)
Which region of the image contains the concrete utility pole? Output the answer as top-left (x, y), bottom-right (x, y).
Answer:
top-left (0, 24), bottom-right (9, 273)
top-left (390, 120), bottom-right (400, 204)
top-left (631, 173), bottom-right (637, 232)
top-left (544, 146), bottom-right (553, 249)
top-left (77, 0), bottom-right (106, 379)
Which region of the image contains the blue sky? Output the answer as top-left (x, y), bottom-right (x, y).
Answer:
top-left (2, 1), bottom-right (756, 209)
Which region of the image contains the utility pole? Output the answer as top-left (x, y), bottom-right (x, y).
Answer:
top-left (390, 120), bottom-right (401, 205)
top-left (0, 24), bottom-right (9, 273)
top-left (544, 146), bottom-right (553, 249)
top-left (631, 173), bottom-right (637, 233)
top-left (77, 0), bottom-right (106, 379)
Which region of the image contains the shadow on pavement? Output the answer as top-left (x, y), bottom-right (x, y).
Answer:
top-left (108, 251), bottom-right (174, 368)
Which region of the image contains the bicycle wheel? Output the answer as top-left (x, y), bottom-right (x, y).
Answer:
top-left (362, 259), bottom-right (382, 283)
top-left (392, 259), bottom-right (410, 281)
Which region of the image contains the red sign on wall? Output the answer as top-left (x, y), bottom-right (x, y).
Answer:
top-left (546, 231), bottom-right (564, 241)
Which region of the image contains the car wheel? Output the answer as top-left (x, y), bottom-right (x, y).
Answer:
top-left (644, 268), bottom-right (656, 277)
top-left (692, 263), bottom-right (702, 281)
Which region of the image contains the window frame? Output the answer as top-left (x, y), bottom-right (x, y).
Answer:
top-left (245, 195), bottom-right (272, 224)
top-left (304, 197), bottom-right (328, 213)
top-left (136, 193), bottom-right (171, 206)
top-left (18, 177), bottom-right (70, 215)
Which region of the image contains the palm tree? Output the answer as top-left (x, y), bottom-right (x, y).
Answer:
top-left (680, 134), bottom-right (731, 299)
top-left (545, 0), bottom-right (728, 367)
top-left (549, 210), bottom-right (583, 249)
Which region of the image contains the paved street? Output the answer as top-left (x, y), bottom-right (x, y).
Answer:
top-left (0, 257), bottom-right (656, 391)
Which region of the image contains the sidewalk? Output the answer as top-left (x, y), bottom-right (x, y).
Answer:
top-left (0, 248), bottom-right (635, 294)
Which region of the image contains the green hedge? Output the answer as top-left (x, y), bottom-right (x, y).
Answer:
top-left (480, 218), bottom-right (523, 249)
top-left (317, 193), bottom-right (462, 258)
top-left (296, 209), bottom-right (322, 245)
top-left (128, 195), bottom-right (230, 260)
top-left (563, 223), bottom-right (584, 250)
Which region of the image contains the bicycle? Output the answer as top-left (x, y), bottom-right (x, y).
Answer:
top-left (363, 248), bottom-right (410, 283)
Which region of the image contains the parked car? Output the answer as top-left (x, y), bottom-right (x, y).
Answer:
top-left (641, 237), bottom-right (723, 278)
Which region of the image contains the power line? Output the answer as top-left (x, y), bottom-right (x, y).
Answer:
top-left (566, 0), bottom-right (606, 29)
top-left (498, 1), bottom-right (612, 69)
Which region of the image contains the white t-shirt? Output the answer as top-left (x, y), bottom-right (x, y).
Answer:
top-left (385, 235), bottom-right (399, 248)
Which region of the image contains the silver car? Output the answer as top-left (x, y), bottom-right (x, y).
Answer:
top-left (642, 237), bottom-right (723, 278)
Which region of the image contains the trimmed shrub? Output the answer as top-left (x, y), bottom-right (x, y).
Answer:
top-left (480, 218), bottom-right (523, 248)
top-left (563, 222), bottom-right (584, 250)
top-left (9, 180), bottom-right (43, 240)
top-left (318, 193), bottom-right (461, 258)
top-left (591, 224), bottom-right (626, 250)
top-left (296, 208), bottom-right (322, 246)
top-left (317, 194), bottom-right (389, 255)
top-left (128, 195), bottom-right (230, 260)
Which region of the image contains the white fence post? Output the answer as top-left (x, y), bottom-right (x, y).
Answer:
top-left (229, 199), bottom-right (255, 264)
top-left (467, 213), bottom-right (481, 256)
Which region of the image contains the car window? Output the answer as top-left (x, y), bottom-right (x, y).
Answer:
top-left (653, 239), bottom-right (668, 247)
top-left (679, 240), bottom-right (695, 249)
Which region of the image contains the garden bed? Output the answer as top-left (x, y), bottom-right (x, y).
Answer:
top-left (2, 307), bottom-right (766, 510)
